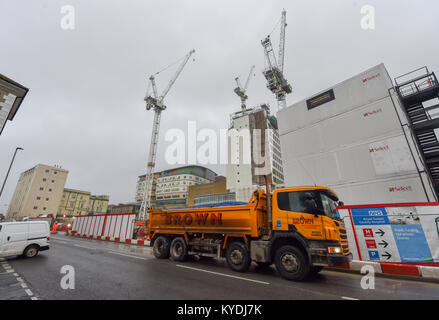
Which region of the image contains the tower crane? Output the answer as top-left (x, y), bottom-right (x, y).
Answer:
top-left (140, 49), bottom-right (195, 221)
top-left (234, 65), bottom-right (255, 113)
top-left (261, 9), bottom-right (291, 110)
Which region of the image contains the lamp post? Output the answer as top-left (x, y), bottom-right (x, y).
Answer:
top-left (0, 147), bottom-right (23, 200)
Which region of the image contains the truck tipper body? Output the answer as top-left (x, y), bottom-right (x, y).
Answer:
top-left (147, 186), bottom-right (352, 281)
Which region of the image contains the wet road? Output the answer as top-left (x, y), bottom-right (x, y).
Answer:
top-left (4, 234), bottom-right (439, 300)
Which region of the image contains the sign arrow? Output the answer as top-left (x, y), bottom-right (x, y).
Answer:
top-left (375, 229), bottom-right (385, 237)
top-left (382, 251), bottom-right (392, 260)
top-left (378, 240), bottom-right (389, 248)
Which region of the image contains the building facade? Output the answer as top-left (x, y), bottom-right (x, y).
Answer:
top-left (135, 173), bottom-right (159, 204)
top-left (187, 176), bottom-right (236, 206)
top-left (277, 63), bottom-right (436, 205)
top-left (57, 189), bottom-right (110, 217)
top-left (107, 202), bottom-right (140, 214)
top-left (88, 195), bottom-right (109, 214)
top-left (135, 165), bottom-right (217, 208)
top-left (226, 104), bottom-right (284, 202)
top-left (58, 188), bottom-right (91, 217)
top-left (7, 164), bottom-right (68, 219)
top-left (0, 73), bottom-right (28, 136)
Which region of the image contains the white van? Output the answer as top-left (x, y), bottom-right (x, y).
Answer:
top-left (0, 221), bottom-right (50, 258)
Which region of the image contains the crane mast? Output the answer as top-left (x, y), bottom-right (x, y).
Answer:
top-left (262, 9), bottom-right (291, 110)
top-left (140, 49), bottom-right (195, 221)
top-left (234, 65), bottom-right (255, 113)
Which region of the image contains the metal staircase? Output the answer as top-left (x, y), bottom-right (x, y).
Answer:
top-left (394, 67), bottom-right (439, 197)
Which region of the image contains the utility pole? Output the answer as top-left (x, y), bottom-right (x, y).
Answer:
top-left (0, 147), bottom-right (23, 200)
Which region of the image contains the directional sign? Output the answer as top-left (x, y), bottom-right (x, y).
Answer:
top-left (378, 240), bottom-right (389, 248)
top-left (350, 207), bottom-right (433, 263)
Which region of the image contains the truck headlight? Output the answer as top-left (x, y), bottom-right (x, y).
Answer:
top-left (328, 247), bottom-right (341, 254)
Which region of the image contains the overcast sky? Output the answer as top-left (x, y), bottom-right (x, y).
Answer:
top-left (1, 0), bottom-right (438, 211)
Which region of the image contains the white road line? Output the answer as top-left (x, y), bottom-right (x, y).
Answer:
top-left (30, 297), bottom-right (38, 300)
top-left (50, 239), bottom-right (67, 244)
top-left (74, 244), bottom-right (98, 250)
top-left (341, 296), bottom-right (359, 300)
top-left (108, 251), bottom-right (149, 260)
top-left (25, 289), bottom-right (33, 296)
top-left (175, 265), bottom-right (270, 285)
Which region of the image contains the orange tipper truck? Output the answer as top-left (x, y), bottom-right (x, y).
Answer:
top-left (147, 186), bottom-right (352, 281)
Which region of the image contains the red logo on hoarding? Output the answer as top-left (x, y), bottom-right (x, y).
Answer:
top-left (362, 73), bottom-right (381, 83)
top-left (369, 145), bottom-right (389, 153)
top-left (389, 186), bottom-right (413, 192)
top-left (363, 228), bottom-right (374, 238)
top-left (363, 108), bottom-right (383, 118)
top-left (365, 239), bottom-right (377, 249)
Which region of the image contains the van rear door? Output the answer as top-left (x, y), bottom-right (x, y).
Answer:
top-left (0, 223), bottom-right (29, 257)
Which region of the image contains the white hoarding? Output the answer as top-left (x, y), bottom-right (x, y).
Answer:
top-left (278, 63), bottom-right (436, 205)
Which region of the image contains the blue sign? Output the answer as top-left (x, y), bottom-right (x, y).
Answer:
top-left (351, 207), bottom-right (390, 225)
top-left (276, 220), bottom-right (281, 228)
top-left (391, 225), bottom-right (433, 263)
top-left (368, 250), bottom-right (380, 260)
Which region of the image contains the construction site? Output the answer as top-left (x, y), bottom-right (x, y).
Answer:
top-left (1, 1), bottom-right (439, 302)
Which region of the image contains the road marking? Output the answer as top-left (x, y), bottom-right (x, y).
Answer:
top-left (74, 244), bottom-right (98, 250)
top-left (50, 239), bottom-right (67, 244)
top-left (108, 251), bottom-right (149, 260)
top-left (175, 265), bottom-right (270, 285)
top-left (341, 296), bottom-right (359, 300)
top-left (25, 289), bottom-right (33, 296)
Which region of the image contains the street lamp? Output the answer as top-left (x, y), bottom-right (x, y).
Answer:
top-left (0, 147), bottom-right (23, 200)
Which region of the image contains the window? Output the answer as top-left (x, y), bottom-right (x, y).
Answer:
top-left (277, 191), bottom-right (320, 215)
top-left (40, 187), bottom-right (44, 190)
top-left (43, 178), bottom-right (46, 182)
top-left (46, 198), bottom-right (49, 201)
top-left (33, 206), bottom-right (38, 210)
top-left (49, 188), bottom-right (52, 192)
top-left (36, 196), bottom-right (41, 200)
top-left (43, 207), bottom-right (46, 211)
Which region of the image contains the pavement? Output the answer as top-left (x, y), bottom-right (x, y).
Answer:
top-left (1, 233), bottom-right (439, 300)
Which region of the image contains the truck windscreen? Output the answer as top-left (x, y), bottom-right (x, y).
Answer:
top-left (277, 190), bottom-right (339, 219)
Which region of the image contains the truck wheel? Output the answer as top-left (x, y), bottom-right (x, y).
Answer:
top-left (274, 245), bottom-right (310, 281)
top-left (23, 245), bottom-right (39, 258)
top-left (226, 242), bottom-right (250, 272)
top-left (170, 237), bottom-right (188, 262)
top-left (153, 236), bottom-right (170, 259)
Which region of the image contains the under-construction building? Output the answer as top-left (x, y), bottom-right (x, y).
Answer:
top-left (226, 104), bottom-right (284, 202)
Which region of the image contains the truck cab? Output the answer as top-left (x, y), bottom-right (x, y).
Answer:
top-left (255, 186), bottom-right (351, 279)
